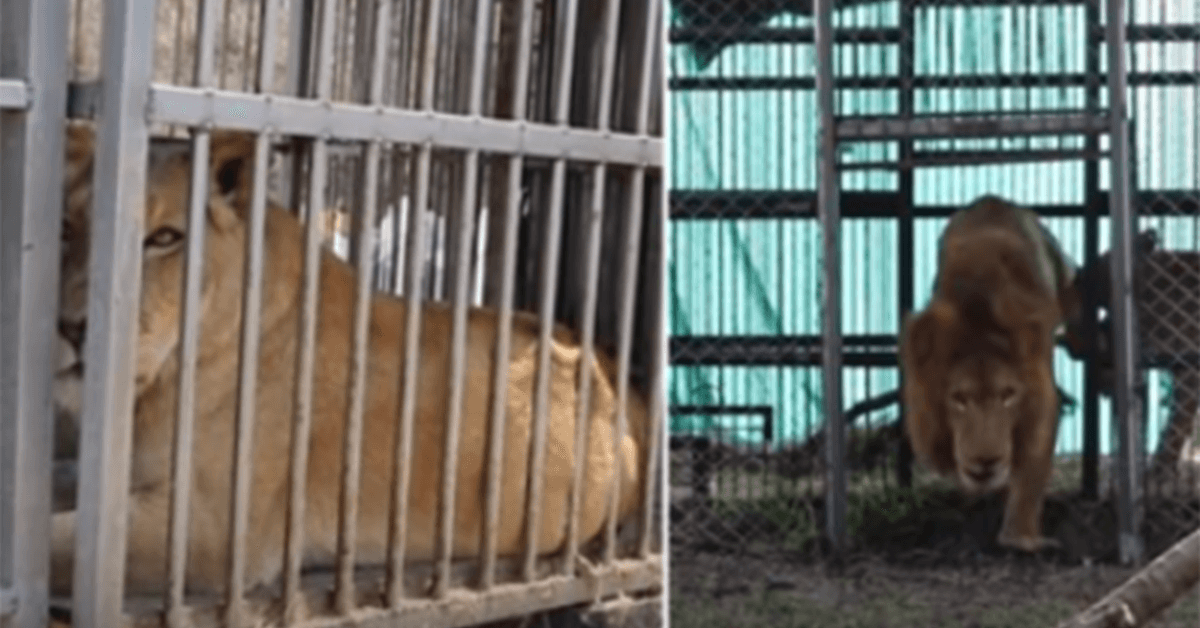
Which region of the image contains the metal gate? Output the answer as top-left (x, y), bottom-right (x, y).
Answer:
top-left (1, 0), bottom-right (666, 626)
top-left (667, 0), bottom-right (1198, 567)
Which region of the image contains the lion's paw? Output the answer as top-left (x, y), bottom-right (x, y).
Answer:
top-left (997, 530), bottom-right (1060, 553)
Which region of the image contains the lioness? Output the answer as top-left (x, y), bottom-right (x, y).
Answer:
top-left (900, 195), bottom-right (1074, 553)
top-left (51, 124), bottom-right (649, 597)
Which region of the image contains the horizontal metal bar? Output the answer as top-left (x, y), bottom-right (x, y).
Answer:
top-left (670, 405), bottom-right (774, 441)
top-left (839, 148), bottom-right (1110, 170)
top-left (668, 190), bottom-right (1200, 220)
top-left (0, 78), bottom-right (29, 108)
top-left (1091, 24), bottom-right (1200, 41)
top-left (333, 559), bottom-right (662, 628)
top-left (140, 85), bottom-right (661, 166)
top-left (669, 73), bottom-right (1200, 91)
top-left (670, 335), bottom-right (897, 367)
top-left (667, 23), bottom-right (1200, 48)
top-left (838, 113), bottom-right (1110, 140)
top-left (670, 26), bottom-right (900, 45)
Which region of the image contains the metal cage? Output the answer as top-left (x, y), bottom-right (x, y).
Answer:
top-left (2, 0), bottom-right (667, 627)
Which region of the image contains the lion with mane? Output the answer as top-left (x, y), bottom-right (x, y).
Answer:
top-left (900, 195), bottom-right (1076, 553)
top-left (50, 123), bottom-right (649, 597)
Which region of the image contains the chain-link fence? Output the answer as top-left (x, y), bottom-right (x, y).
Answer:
top-left (667, 0), bottom-right (1200, 574)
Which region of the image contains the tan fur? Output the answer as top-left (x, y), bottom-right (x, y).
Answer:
top-left (50, 124), bottom-right (649, 597)
top-left (900, 196), bottom-right (1069, 553)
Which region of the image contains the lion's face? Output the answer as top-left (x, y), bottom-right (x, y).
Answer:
top-left (58, 128), bottom-right (255, 398)
top-left (943, 351), bottom-right (1025, 493)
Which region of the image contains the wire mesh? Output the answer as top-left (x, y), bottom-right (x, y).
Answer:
top-left (667, 0), bottom-right (1200, 571)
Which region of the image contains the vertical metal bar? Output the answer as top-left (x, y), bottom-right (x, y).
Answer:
top-left (283, 136), bottom-right (327, 624)
top-left (1105, 0), bottom-right (1144, 567)
top-left (1081, 0), bottom-right (1102, 501)
top-left (561, 0), bottom-right (625, 579)
top-left (225, 133), bottom-right (272, 628)
top-left (164, 132), bottom-right (210, 626)
top-left (334, 0), bottom-right (390, 613)
top-left (520, 0), bottom-right (583, 582)
top-left (388, 141), bottom-right (432, 604)
top-left (387, 0), bottom-right (442, 605)
top-left (257, 0), bottom-right (281, 93)
top-left (0, 0), bottom-right (69, 623)
top-left (814, 0), bottom-right (846, 555)
top-left (895, 0), bottom-right (915, 489)
top-left (283, 0), bottom-right (337, 616)
top-left (334, 139), bottom-right (379, 614)
top-left (478, 0), bottom-right (537, 590)
top-left (604, 0), bottom-right (663, 566)
top-left (635, 1), bottom-right (665, 560)
top-left (71, 0), bottom-right (157, 623)
top-left (431, 0), bottom-right (491, 599)
top-left (164, 0), bottom-right (222, 621)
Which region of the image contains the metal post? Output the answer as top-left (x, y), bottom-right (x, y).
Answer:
top-left (0, 0), bottom-right (69, 624)
top-left (72, 0), bottom-right (158, 624)
top-left (1105, 0), bottom-right (1144, 566)
top-left (814, 0), bottom-right (845, 556)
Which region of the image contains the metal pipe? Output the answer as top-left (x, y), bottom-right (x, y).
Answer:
top-left (479, 0), bottom-right (537, 590)
top-left (387, 0), bottom-right (443, 603)
top-left (387, 139), bottom-right (432, 604)
top-left (0, 0), bottom-right (69, 624)
top-left (282, 0), bottom-right (339, 620)
top-left (145, 85), bottom-right (664, 166)
top-left (333, 0), bottom-right (391, 611)
top-left (520, 0), bottom-right (584, 582)
top-left (164, 131), bottom-right (211, 625)
top-left (164, 0), bottom-right (223, 621)
top-left (69, 0), bottom-right (157, 623)
top-left (334, 138), bottom-right (380, 614)
top-left (1105, 0), bottom-right (1145, 567)
top-left (432, 0), bottom-right (492, 599)
top-left (814, 0), bottom-right (846, 555)
top-left (635, 0), bottom-right (665, 560)
top-left (225, 132), bottom-right (273, 628)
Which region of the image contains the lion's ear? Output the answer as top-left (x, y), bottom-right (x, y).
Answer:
top-left (208, 131), bottom-right (257, 212)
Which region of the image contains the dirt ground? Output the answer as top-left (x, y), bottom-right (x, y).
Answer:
top-left (669, 549), bottom-right (1200, 628)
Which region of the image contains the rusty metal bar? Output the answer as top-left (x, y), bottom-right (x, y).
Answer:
top-left (224, 132), bottom-right (272, 628)
top-left (479, 0), bottom-right (536, 590)
top-left (520, 0), bottom-right (584, 583)
top-left (432, 0), bottom-right (492, 599)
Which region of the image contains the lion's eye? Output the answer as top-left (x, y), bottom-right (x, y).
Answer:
top-left (1000, 387), bottom-right (1018, 405)
top-left (144, 227), bottom-right (184, 249)
top-left (950, 392), bottom-right (968, 408)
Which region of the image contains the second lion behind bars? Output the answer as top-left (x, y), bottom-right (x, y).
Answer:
top-left (51, 124), bottom-right (650, 597)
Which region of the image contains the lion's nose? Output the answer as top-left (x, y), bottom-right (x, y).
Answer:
top-left (59, 319), bottom-right (87, 352)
